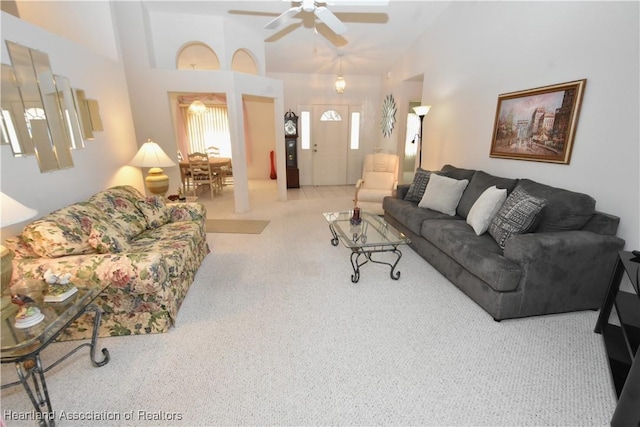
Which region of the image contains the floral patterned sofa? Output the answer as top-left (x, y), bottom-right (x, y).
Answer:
top-left (4, 186), bottom-right (210, 340)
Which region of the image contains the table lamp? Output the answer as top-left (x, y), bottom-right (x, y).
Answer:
top-left (1, 192), bottom-right (39, 325)
top-left (129, 139), bottom-right (176, 196)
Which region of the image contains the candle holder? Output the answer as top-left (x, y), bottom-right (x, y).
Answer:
top-left (350, 206), bottom-right (362, 226)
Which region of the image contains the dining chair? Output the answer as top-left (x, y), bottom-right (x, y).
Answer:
top-left (206, 146), bottom-right (230, 186)
top-left (220, 160), bottom-right (233, 185)
top-left (206, 146), bottom-right (220, 157)
top-left (187, 152), bottom-right (221, 198)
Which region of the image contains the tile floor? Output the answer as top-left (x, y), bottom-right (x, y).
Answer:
top-left (189, 179), bottom-right (355, 219)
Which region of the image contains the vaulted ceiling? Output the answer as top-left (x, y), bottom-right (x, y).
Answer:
top-left (141, 1), bottom-right (450, 77)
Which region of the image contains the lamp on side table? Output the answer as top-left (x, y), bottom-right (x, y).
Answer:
top-left (130, 139), bottom-right (176, 197)
top-left (1, 192), bottom-right (38, 313)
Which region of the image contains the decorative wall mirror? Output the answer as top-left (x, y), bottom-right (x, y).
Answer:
top-left (74, 89), bottom-right (94, 140)
top-left (381, 94), bottom-right (397, 138)
top-left (55, 75), bottom-right (84, 149)
top-left (1, 63), bottom-right (34, 155)
top-left (5, 41), bottom-right (78, 172)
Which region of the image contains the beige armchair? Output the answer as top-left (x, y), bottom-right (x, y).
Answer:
top-left (354, 152), bottom-right (399, 215)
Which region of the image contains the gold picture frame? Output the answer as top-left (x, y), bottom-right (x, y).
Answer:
top-left (490, 79), bottom-right (586, 164)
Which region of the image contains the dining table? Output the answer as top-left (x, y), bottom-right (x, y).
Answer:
top-left (179, 157), bottom-right (231, 195)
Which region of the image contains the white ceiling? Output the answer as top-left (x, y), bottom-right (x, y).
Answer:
top-left (141, 0), bottom-right (450, 77)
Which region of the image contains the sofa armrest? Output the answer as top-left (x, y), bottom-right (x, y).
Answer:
top-left (504, 231), bottom-right (625, 310)
top-left (168, 202), bottom-right (206, 223)
top-left (12, 252), bottom-right (170, 296)
top-left (168, 202), bottom-right (207, 236)
top-left (396, 184), bottom-right (410, 200)
top-left (582, 210), bottom-right (620, 236)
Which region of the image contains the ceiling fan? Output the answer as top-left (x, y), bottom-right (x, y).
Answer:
top-left (265, 0), bottom-right (389, 36)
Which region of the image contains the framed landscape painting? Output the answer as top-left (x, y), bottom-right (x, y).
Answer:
top-left (489, 79), bottom-right (586, 164)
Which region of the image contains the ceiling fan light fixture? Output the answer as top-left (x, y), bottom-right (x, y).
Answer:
top-left (301, 0), bottom-right (315, 13)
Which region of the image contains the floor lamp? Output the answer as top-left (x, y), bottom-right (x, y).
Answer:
top-left (413, 105), bottom-right (431, 167)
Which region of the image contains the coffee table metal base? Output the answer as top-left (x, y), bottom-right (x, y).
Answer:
top-left (328, 222), bottom-right (404, 283)
top-left (350, 247), bottom-right (403, 283)
top-left (1, 303), bottom-right (110, 427)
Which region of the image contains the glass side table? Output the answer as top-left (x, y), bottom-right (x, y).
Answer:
top-left (1, 282), bottom-right (110, 427)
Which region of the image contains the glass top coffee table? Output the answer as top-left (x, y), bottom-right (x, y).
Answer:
top-left (1, 281), bottom-right (110, 426)
top-left (323, 210), bottom-right (411, 283)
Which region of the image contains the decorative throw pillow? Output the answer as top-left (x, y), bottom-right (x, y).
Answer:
top-left (404, 169), bottom-right (450, 203)
top-left (418, 173), bottom-right (469, 216)
top-left (466, 186), bottom-right (507, 236)
top-left (136, 197), bottom-right (170, 229)
top-left (404, 168), bottom-right (433, 203)
top-left (488, 186), bottom-right (547, 249)
top-left (88, 222), bottom-right (131, 254)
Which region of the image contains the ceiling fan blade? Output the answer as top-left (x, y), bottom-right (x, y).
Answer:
top-left (315, 6), bottom-right (348, 35)
top-left (265, 6), bottom-right (301, 30)
top-left (326, 0), bottom-right (389, 6)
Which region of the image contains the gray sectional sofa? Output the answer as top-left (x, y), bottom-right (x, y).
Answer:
top-left (383, 164), bottom-right (625, 321)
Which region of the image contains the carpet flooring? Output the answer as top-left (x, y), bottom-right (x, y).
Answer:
top-left (205, 219), bottom-right (270, 234)
top-left (0, 192), bottom-right (617, 426)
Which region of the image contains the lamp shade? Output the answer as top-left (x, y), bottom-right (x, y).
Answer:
top-left (0, 192), bottom-right (38, 227)
top-left (413, 105), bottom-right (431, 117)
top-left (129, 139), bottom-right (176, 168)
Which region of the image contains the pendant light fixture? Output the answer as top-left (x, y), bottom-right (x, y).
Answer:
top-left (188, 99), bottom-right (207, 115)
top-left (335, 54), bottom-right (346, 94)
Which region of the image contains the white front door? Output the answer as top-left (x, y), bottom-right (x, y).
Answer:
top-left (312, 105), bottom-right (349, 185)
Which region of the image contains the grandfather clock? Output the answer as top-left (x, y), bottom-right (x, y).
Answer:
top-left (284, 110), bottom-right (299, 188)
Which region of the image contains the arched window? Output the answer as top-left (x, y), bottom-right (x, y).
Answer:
top-left (320, 110), bottom-right (342, 121)
top-left (231, 49), bottom-right (258, 74)
top-left (177, 42), bottom-right (220, 70)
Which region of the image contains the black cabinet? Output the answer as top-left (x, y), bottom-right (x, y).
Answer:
top-left (285, 138), bottom-right (299, 188)
top-left (595, 251), bottom-right (640, 426)
top-left (286, 138), bottom-right (297, 168)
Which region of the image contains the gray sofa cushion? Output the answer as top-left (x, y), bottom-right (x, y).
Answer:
top-left (421, 219), bottom-right (522, 292)
top-left (382, 197), bottom-right (458, 236)
top-left (457, 170), bottom-right (519, 218)
top-left (517, 179), bottom-right (596, 232)
top-left (440, 164), bottom-right (476, 182)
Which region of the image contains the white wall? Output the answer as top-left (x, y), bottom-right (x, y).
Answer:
top-left (388, 1), bottom-right (640, 249)
top-left (243, 95), bottom-right (276, 180)
top-left (14, 0), bottom-right (119, 61)
top-left (268, 72), bottom-right (384, 185)
top-left (0, 11), bottom-right (141, 238)
top-left (146, 7), bottom-right (266, 75)
top-left (111, 2), bottom-right (288, 212)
